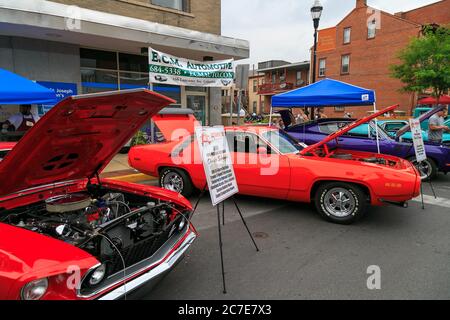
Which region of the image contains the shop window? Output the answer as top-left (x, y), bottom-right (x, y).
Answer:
top-left (151, 0), bottom-right (189, 12)
top-left (343, 27), bottom-right (351, 44)
top-left (154, 84), bottom-right (182, 107)
top-left (80, 48), bottom-right (117, 70)
top-left (119, 53), bottom-right (149, 73)
top-left (81, 69), bottom-right (119, 93)
top-left (341, 55), bottom-right (350, 74)
top-left (119, 72), bottom-right (149, 90)
top-left (319, 59), bottom-right (326, 77)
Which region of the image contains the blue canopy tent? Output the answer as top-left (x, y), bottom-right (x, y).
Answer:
top-left (271, 78), bottom-right (375, 108)
top-left (0, 68), bottom-right (57, 105)
top-left (271, 78), bottom-right (381, 153)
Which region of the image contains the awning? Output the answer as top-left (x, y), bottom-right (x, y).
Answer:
top-left (0, 68), bottom-right (57, 104)
top-left (418, 95), bottom-right (450, 105)
top-left (271, 78), bottom-right (376, 108)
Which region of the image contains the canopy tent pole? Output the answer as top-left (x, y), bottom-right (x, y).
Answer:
top-left (374, 103), bottom-right (381, 154)
top-left (269, 106), bottom-right (273, 127)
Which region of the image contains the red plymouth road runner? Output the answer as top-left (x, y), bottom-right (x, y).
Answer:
top-left (129, 105), bottom-right (421, 225)
top-left (0, 89), bottom-right (197, 300)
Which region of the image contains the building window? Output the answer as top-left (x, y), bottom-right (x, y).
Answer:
top-left (334, 106), bottom-right (345, 113)
top-left (343, 27), bottom-right (351, 44)
top-left (253, 101), bottom-right (257, 113)
top-left (253, 80), bottom-right (258, 92)
top-left (341, 55), bottom-right (350, 74)
top-left (296, 71), bottom-right (303, 85)
top-left (151, 0), bottom-right (189, 12)
top-left (279, 70), bottom-right (286, 82)
top-left (271, 72), bottom-right (277, 84)
top-left (368, 19), bottom-right (377, 39)
top-left (319, 59), bottom-right (326, 77)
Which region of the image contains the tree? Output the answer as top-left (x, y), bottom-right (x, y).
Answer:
top-left (391, 25), bottom-right (450, 104)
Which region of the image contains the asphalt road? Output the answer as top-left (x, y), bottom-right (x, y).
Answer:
top-left (130, 174), bottom-right (450, 300)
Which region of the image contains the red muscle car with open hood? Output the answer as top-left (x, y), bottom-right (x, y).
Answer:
top-left (0, 89), bottom-right (197, 300)
top-left (129, 105), bottom-right (421, 225)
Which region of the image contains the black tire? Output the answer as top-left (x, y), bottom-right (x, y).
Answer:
top-left (159, 168), bottom-right (194, 197)
top-left (314, 182), bottom-right (367, 225)
top-left (409, 157), bottom-right (438, 181)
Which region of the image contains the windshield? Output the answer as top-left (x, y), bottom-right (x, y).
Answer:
top-left (262, 130), bottom-right (306, 154)
top-left (369, 121), bottom-right (391, 140)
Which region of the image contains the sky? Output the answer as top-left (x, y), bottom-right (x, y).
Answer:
top-left (222, 0), bottom-right (440, 67)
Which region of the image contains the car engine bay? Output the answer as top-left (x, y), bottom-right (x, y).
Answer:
top-left (0, 185), bottom-right (190, 291)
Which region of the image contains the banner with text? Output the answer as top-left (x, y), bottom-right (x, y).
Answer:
top-left (195, 126), bottom-right (239, 206)
top-left (149, 48), bottom-right (234, 87)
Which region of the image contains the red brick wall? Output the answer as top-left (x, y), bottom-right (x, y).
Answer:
top-left (314, 5), bottom-right (424, 118)
top-left (400, 0), bottom-right (450, 26)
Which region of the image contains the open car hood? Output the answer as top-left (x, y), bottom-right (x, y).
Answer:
top-left (0, 89), bottom-right (175, 196)
top-left (300, 104), bottom-right (399, 155)
top-left (395, 105), bottom-right (444, 139)
top-left (152, 108), bottom-right (200, 142)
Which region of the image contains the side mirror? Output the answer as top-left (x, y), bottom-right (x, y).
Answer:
top-left (257, 146), bottom-right (268, 155)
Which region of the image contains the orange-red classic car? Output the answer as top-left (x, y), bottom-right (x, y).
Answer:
top-left (0, 89), bottom-right (197, 300)
top-left (129, 105), bottom-right (421, 225)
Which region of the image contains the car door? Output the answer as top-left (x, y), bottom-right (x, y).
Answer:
top-left (226, 131), bottom-right (291, 199)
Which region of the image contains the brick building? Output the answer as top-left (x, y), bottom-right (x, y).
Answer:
top-left (248, 71), bottom-right (265, 115)
top-left (313, 0), bottom-right (450, 118)
top-left (256, 60), bottom-right (310, 114)
top-left (0, 0), bottom-right (249, 126)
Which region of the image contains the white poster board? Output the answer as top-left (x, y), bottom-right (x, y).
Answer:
top-left (409, 118), bottom-right (427, 163)
top-left (149, 48), bottom-right (235, 87)
top-left (195, 126), bottom-right (239, 206)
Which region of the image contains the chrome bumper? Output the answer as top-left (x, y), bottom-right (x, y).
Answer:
top-left (98, 229), bottom-right (196, 300)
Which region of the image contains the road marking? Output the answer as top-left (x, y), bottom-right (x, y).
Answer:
top-left (412, 195), bottom-right (450, 208)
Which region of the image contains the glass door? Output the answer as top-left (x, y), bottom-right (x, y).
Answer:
top-left (187, 95), bottom-right (206, 125)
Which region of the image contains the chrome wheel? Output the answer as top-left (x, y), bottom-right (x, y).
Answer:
top-left (412, 159), bottom-right (432, 180)
top-left (162, 172), bottom-right (184, 193)
top-left (323, 188), bottom-right (356, 218)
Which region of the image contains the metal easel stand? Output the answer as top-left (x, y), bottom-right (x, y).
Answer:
top-left (418, 162), bottom-right (438, 210)
top-left (216, 197), bottom-right (260, 294)
top-left (190, 185), bottom-right (260, 294)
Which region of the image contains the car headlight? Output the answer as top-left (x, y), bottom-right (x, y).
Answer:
top-left (88, 264), bottom-right (107, 286)
top-left (21, 278), bottom-right (49, 300)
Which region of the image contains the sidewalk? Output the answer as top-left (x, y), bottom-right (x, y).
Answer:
top-left (102, 153), bottom-right (156, 183)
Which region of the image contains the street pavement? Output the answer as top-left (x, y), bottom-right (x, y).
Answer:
top-left (125, 174), bottom-right (450, 300)
top-left (103, 154), bottom-right (450, 300)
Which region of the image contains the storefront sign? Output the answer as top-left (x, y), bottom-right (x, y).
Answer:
top-left (36, 82), bottom-right (78, 116)
top-left (195, 126), bottom-right (239, 206)
top-left (409, 118), bottom-right (427, 163)
top-left (149, 48), bottom-right (234, 87)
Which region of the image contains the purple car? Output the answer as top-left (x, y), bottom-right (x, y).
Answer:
top-left (280, 111), bottom-right (450, 181)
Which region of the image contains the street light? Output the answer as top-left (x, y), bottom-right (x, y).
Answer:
top-left (310, 0), bottom-right (323, 119)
